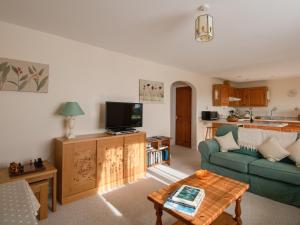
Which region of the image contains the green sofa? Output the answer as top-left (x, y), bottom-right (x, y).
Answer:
top-left (198, 125), bottom-right (300, 208)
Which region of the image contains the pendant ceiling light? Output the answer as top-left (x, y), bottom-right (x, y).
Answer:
top-left (195, 4), bottom-right (214, 42)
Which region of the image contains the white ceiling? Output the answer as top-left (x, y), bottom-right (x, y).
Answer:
top-left (0, 0), bottom-right (300, 82)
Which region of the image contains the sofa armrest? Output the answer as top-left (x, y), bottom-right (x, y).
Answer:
top-left (198, 139), bottom-right (220, 162)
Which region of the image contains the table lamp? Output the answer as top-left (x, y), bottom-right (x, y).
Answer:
top-left (59, 102), bottom-right (85, 139)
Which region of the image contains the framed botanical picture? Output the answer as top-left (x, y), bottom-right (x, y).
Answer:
top-left (139, 79), bottom-right (164, 103)
top-left (0, 57), bottom-right (49, 93)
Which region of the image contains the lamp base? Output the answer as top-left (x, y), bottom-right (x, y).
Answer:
top-left (66, 134), bottom-right (76, 139)
top-left (65, 116), bottom-right (76, 139)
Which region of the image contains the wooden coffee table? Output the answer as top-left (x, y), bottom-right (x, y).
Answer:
top-left (147, 172), bottom-right (249, 225)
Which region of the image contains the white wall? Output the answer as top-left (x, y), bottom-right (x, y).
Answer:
top-left (233, 77), bottom-right (300, 117)
top-left (0, 21), bottom-right (220, 166)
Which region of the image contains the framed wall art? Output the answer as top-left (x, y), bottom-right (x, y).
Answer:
top-left (139, 79), bottom-right (164, 103)
top-left (0, 57), bottom-right (49, 93)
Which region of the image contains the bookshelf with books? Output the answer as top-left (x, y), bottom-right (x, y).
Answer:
top-left (146, 136), bottom-right (171, 167)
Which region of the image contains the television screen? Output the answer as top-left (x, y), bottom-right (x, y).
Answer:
top-left (105, 102), bottom-right (143, 130)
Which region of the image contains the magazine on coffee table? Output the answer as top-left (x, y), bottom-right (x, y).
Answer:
top-left (171, 185), bottom-right (204, 208)
top-left (163, 185), bottom-right (205, 216)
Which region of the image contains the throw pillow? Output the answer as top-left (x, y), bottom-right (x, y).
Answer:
top-left (287, 139), bottom-right (300, 167)
top-left (215, 131), bottom-right (240, 152)
top-left (258, 137), bottom-right (290, 162)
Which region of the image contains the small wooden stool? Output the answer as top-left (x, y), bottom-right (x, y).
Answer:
top-left (205, 127), bottom-right (216, 140)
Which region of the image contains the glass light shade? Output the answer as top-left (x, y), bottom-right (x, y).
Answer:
top-left (195, 14), bottom-right (213, 42)
top-left (59, 102), bottom-right (85, 116)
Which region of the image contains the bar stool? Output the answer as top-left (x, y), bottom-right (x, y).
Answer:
top-left (205, 126), bottom-right (216, 140)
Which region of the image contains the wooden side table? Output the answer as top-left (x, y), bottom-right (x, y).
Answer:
top-left (0, 161), bottom-right (57, 217)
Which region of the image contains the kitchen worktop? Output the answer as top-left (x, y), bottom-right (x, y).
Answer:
top-left (210, 119), bottom-right (290, 128)
top-left (255, 118), bottom-right (300, 123)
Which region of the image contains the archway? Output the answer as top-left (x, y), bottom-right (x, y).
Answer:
top-left (170, 81), bottom-right (197, 149)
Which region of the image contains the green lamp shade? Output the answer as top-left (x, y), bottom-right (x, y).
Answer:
top-left (59, 102), bottom-right (85, 116)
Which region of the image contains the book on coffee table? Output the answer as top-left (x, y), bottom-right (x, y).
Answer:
top-left (172, 185), bottom-right (204, 208)
top-left (163, 185), bottom-right (205, 216)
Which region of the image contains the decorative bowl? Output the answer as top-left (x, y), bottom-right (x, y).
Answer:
top-left (195, 169), bottom-right (209, 178)
top-left (227, 116), bottom-right (239, 122)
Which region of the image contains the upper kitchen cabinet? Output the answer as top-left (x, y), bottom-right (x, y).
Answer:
top-left (212, 84), bottom-right (230, 106)
top-left (229, 87), bottom-right (240, 107)
top-left (248, 87), bottom-right (268, 107)
top-left (212, 83), bottom-right (269, 107)
top-left (238, 88), bottom-right (250, 107)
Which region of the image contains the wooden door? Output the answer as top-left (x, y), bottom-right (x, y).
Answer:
top-left (176, 86), bottom-right (192, 147)
top-left (97, 137), bottom-right (124, 188)
top-left (249, 87), bottom-right (268, 106)
top-left (62, 141), bottom-right (97, 197)
top-left (124, 134), bottom-right (145, 182)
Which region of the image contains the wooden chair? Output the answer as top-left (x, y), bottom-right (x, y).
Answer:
top-left (205, 126), bottom-right (217, 140)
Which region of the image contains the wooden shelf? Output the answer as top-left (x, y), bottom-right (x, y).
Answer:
top-left (146, 136), bottom-right (171, 167)
top-left (147, 161), bottom-right (169, 168)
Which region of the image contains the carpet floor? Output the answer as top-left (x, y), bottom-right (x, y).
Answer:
top-left (40, 146), bottom-right (300, 225)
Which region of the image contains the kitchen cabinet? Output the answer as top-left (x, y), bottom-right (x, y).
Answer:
top-left (238, 88), bottom-right (250, 107)
top-left (248, 87), bottom-right (268, 107)
top-left (281, 123), bottom-right (300, 132)
top-left (212, 84), bottom-right (268, 107)
top-left (229, 87), bottom-right (240, 107)
top-left (212, 84), bottom-right (229, 106)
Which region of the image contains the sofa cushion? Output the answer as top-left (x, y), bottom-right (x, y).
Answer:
top-left (215, 132), bottom-right (239, 152)
top-left (287, 139), bottom-right (300, 167)
top-left (210, 152), bottom-right (258, 173)
top-left (249, 159), bottom-right (300, 185)
top-left (257, 137), bottom-right (290, 162)
top-left (216, 125), bottom-right (238, 142)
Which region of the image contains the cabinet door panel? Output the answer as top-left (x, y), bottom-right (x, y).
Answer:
top-left (239, 88), bottom-right (250, 107)
top-left (212, 84), bottom-right (229, 106)
top-left (282, 124), bottom-right (300, 132)
top-left (249, 87), bottom-right (268, 106)
top-left (97, 137), bottom-right (124, 187)
top-left (124, 134), bottom-right (145, 181)
top-left (212, 85), bottom-right (221, 106)
top-left (229, 87), bottom-right (240, 107)
top-left (62, 141), bottom-right (97, 197)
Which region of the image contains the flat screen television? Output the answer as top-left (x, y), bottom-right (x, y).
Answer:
top-left (105, 102), bottom-right (143, 131)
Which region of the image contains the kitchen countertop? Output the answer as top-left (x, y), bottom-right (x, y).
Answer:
top-left (209, 119), bottom-right (293, 128)
top-left (255, 118), bottom-right (300, 123)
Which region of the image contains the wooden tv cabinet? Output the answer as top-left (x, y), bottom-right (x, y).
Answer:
top-left (55, 131), bottom-right (146, 204)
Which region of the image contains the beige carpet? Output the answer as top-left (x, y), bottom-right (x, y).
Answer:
top-left (40, 146), bottom-right (300, 225)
